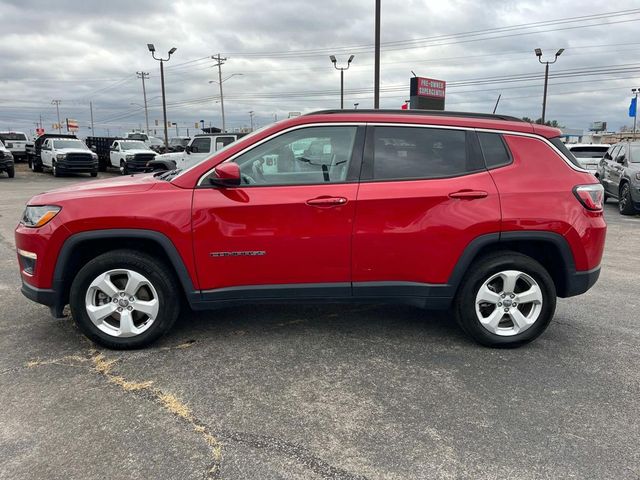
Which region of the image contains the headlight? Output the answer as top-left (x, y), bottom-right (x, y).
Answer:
top-left (126, 154), bottom-right (135, 160)
top-left (21, 206), bottom-right (61, 228)
top-left (56, 153), bottom-right (66, 160)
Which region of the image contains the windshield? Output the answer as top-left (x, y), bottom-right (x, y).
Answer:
top-left (568, 146), bottom-right (609, 158)
top-left (629, 145), bottom-right (640, 163)
top-left (53, 139), bottom-right (87, 149)
top-left (121, 141), bottom-right (148, 150)
top-left (170, 138), bottom-right (189, 146)
top-left (0, 133), bottom-right (27, 141)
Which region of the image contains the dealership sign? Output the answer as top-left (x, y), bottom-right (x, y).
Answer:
top-left (410, 77), bottom-right (446, 110)
top-left (66, 118), bottom-right (79, 131)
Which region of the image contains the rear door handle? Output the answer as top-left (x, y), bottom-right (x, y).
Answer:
top-left (448, 190), bottom-right (488, 199)
top-left (306, 196), bottom-right (348, 207)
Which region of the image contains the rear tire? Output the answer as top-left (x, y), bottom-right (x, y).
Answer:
top-left (32, 158), bottom-right (43, 173)
top-left (90, 171), bottom-right (98, 177)
top-left (69, 249), bottom-right (181, 349)
top-left (453, 251), bottom-right (556, 348)
top-left (6, 166), bottom-right (15, 178)
top-left (619, 183), bottom-right (635, 215)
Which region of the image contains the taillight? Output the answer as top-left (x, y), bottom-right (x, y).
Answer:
top-left (573, 184), bottom-right (604, 211)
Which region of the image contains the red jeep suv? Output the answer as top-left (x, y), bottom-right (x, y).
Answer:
top-left (15, 110), bottom-right (606, 349)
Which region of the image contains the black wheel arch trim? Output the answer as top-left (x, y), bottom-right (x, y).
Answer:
top-left (52, 229), bottom-right (198, 314)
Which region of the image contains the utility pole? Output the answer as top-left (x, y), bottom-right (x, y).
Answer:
top-left (374, 0), bottom-right (381, 109)
top-left (136, 71), bottom-right (150, 134)
top-left (89, 101), bottom-right (95, 133)
top-left (148, 44), bottom-right (177, 148)
top-left (249, 111), bottom-right (254, 131)
top-left (535, 48), bottom-right (564, 124)
top-left (211, 54), bottom-right (228, 132)
top-left (51, 100), bottom-right (62, 133)
top-left (329, 55), bottom-right (354, 109)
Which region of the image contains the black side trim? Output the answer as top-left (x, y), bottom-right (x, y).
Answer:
top-left (52, 229), bottom-right (198, 308)
top-left (565, 265), bottom-right (600, 297)
top-left (20, 281), bottom-right (65, 318)
top-left (446, 233), bottom-right (501, 294)
top-left (199, 283), bottom-right (351, 302)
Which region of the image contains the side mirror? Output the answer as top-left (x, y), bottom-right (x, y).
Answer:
top-left (209, 162), bottom-right (241, 187)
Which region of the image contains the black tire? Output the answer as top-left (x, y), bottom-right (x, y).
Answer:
top-left (52, 161), bottom-right (60, 177)
top-left (6, 166), bottom-right (15, 178)
top-left (453, 251), bottom-right (556, 348)
top-left (69, 249), bottom-right (181, 349)
top-left (120, 160), bottom-right (128, 175)
top-left (619, 183), bottom-right (635, 215)
top-left (90, 171), bottom-right (98, 177)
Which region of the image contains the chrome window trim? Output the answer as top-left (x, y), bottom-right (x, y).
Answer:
top-left (196, 121), bottom-right (587, 185)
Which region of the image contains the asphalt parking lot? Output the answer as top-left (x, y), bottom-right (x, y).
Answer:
top-left (0, 163), bottom-right (638, 480)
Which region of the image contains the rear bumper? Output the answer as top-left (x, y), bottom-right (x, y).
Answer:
top-left (563, 265), bottom-right (601, 297)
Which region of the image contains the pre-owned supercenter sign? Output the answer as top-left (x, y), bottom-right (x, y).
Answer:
top-left (409, 77), bottom-right (446, 110)
top-left (415, 78), bottom-right (446, 98)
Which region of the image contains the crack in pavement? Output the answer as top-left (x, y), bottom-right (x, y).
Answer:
top-left (24, 346), bottom-right (369, 480)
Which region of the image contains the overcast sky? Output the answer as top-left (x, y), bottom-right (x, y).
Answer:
top-left (1, 0), bottom-right (639, 137)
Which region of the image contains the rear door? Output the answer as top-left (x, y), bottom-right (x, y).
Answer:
top-left (610, 143), bottom-right (627, 194)
top-left (352, 125), bottom-right (500, 295)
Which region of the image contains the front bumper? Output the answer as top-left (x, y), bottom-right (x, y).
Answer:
top-left (21, 280), bottom-right (65, 317)
top-left (56, 159), bottom-right (98, 173)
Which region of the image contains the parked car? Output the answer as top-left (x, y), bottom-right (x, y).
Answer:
top-left (85, 136), bottom-right (122, 171)
top-left (598, 141), bottom-right (640, 215)
top-left (168, 136), bottom-right (191, 152)
top-left (566, 143), bottom-right (610, 175)
top-left (27, 133), bottom-right (78, 173)
top-left (0, 140), bottom-right (15, 178)
top-left (39, 136), bottom-right (98, 177)
top-left (124, 132), bottom-right (166, 153)
top-left (15, 110), bottom-right (606, 349)
top-left (109, 139), bottom-right (157, 174)
top-left (0, 131), bottom-right (28, 162)
top-left (149, 133), bottom-right (246, 171)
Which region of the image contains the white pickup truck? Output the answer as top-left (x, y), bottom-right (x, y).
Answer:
top-left (149, 133), bottom-right (246, 171)
top-left (39, 137), bottom-right (99, 177)
top-left (0, 131), bottom-right (28, 161)
top-left (109, 139), bottom-right (157, 174)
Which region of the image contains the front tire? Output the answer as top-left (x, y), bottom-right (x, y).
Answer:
top-left (69, 249), bottom-right (181, 349)
top-left (619, 183), bottom-right (635, 215)
top-left (120, 160), bottom-right (128, 175)
top-left (454, 252), bottom-right (556, 348)
top-left (52, 161), bottom-right (60, 177)
top-left (6, 166), bottom-right (15, 178)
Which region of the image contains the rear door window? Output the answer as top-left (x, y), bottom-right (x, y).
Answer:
top-left (367, 126), bottom-right (481, 181)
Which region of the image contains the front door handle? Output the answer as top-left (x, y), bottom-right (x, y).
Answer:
top-left (306, 196), bottom-right (348, 207)
top-left (448, 190), bottom-right (488, 199)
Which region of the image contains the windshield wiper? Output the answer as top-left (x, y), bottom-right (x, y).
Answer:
top-left (155, 168), bottom-right (182, 181)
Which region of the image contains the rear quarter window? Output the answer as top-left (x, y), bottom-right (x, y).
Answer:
top-left (478, 132), bottom-right (512, 169)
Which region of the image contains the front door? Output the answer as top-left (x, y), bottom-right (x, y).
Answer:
top-left (192, 125), bottom-right (364, 297)
top-left (352, 125), bottom-right (501, 295)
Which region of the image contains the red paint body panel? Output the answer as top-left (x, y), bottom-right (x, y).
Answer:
top-left (495, 135), bottom-right (606, 271)
top-left (192, 184), bottom-right (358, 289)
top-left (352, 172), bottom-right (501, 284)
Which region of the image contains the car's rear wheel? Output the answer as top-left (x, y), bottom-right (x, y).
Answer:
top-left (6, 166), bottom-right (15, 178)
top-left (69, 249), bottom-right (180, 349)
top-left (454, 252), bottom-right (556, 347)
top-left (619, 183), bottom-right (635, 215)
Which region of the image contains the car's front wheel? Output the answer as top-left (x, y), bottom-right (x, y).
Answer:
top-left (120, 160), bottom-right (128, 175)
top-left (6, 166), bottom-right (15, 178)
top-left (69, 249), bottom-right (180, 349)
top-left (619, 183), bottom-right (635, 215)
top-left (454, 252), bottom-right (556, 347)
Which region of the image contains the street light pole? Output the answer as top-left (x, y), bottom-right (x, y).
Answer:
top-left (632, 88), bottom-right (639, 137)
top-left (136, 71), bottom-right (150, 134)
top-left (535, 48), bottom-right (564, 124)
top-left (329, 55), bottom-right (354, 109)
top-left (148, 44), bottom-right (176, 148)
top-left (51, 100), bottom-right (61, 133)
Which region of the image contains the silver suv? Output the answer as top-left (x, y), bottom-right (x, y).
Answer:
top-left (598, 141), bottom-right (640, 215)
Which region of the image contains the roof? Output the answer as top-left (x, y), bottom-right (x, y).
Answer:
top-left (307, 109), bottom-right (525, 123)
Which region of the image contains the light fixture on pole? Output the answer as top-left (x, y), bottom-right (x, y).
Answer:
top-left (330, 54), bottom-right (355, 109)
top-left (535, 48), bottom-right (564, 124)
top-left (148, 43), bottom-right (177, 148)
top-left (209, 72), bottom-right (243, 133)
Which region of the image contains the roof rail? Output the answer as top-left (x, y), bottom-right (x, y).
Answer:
top-left (305, 109), bottom-right (525, 123)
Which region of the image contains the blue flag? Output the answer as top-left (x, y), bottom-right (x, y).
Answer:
top-left (630, 97), bottom-right (637, 117)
